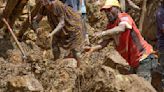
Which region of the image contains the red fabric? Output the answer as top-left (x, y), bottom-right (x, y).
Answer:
top-left (107, 13), bottom-right (153, 68)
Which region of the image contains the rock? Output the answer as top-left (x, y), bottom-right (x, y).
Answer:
top-left (42, 49), bottom-right (54, 60)
top-left (152, 71), bottom-right (162, 92)
top-left (78, 65), bottom-right (157, 92)
top-left (23, 30), bottom-right (37, 42)
top-left (104, 49), bottom-right (130, 74)
top-left (36, 58), bottom-right (78, 92)
top-left (27, 50), bottom-right (43, 62)
top-left (86, 1), bottom-right (108, 30)
top-left (60, 58), bottom-right (78, 68)
top-left (8, 75), bottom-right (43, 92)
top-left (36, 28), bottom-right (51, 49)
top-left (122, 74), bottom-right (157, 92)
top-left (7, 49), bottom-right (23, 64)
top-left (105, 49), bottom-right (128, 66)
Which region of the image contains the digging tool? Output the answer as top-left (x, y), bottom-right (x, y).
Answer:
top-left (2, 18), bottom-right (27, 59)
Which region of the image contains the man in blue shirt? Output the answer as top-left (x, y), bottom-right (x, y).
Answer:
top-left (156, 0), bottom-right (164, 89)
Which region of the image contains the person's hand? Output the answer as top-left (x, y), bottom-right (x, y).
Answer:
top-left (94, 31), bottom-right (104, 38)
top-left (83, 46), bottom-right (95, 57)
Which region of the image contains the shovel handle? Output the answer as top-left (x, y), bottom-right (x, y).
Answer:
top-left (2, 18), bottom-right (27, 59)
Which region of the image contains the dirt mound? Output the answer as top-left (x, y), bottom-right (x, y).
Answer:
top-left (76, 65), bottom-right (156, 92)
top-left (0, 37), bottom-right (157, 92)
top-left (0, 0), bottom-right (161, 92)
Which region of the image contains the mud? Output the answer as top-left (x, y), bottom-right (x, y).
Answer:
top-left (0, 0), bottom-right (162, 92)
top-left (0, 36), bottom-right (157, 92)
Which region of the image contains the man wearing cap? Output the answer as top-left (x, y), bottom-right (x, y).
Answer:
top-left (85, 0), bottom-right (158, 82)
top-left (32, 0), bottom-right (84, 67)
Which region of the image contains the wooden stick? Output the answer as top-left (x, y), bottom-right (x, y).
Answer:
top-left (139, 0), bottom-right (147, 32)
top-left (2, 18), bottom-right (27, 59)
top-left (126, 0), bottom-right (141, 10)
top-left (120, 0), bottom-right (126, 12)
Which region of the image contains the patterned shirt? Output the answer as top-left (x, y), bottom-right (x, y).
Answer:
top-left (39, 0), bottom-right (84, 49)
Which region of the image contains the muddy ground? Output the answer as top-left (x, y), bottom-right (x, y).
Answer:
top-left (0, 0), bottom-right (162, 92)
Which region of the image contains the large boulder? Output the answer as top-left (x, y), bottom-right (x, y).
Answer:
top-left (8, 75), bottom-right (43, 92)
top-left (77, 65), bottom-right (157, 92)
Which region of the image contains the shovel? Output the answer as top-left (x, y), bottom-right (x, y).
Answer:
top-left (2, 18), bottom-right (27, 59)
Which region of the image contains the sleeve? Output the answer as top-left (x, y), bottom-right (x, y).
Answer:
top-left (156, 10), bottom-right (164, 31)
top-left (118, 16), bottom-right (133, 29)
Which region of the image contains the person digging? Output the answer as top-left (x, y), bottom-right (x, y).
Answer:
top-left (32, 0), bottom-right (85, 67)
top-left (85, 0), bottom-right (158, 82)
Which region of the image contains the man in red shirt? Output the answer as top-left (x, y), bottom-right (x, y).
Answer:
top-left (85, 0), bottom-right (158, 82)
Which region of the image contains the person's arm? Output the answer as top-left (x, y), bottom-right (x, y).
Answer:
top-left (94, 24), bottom-right (126, 38)
top-left (84, 39), bottom-right (110, 56)
top-left (95, 15), bottom-right (134, 38)
top-left (47, 15), bottom-right (65, 37)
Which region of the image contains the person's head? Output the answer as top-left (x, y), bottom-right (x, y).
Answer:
top-left (100, 0), bottom-right (121, 22)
